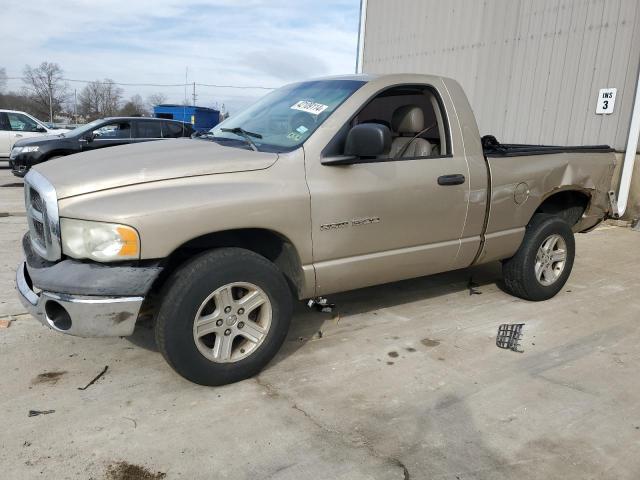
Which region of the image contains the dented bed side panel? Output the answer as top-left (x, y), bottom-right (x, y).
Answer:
top-left (476, 151), bottom-right (616, 264)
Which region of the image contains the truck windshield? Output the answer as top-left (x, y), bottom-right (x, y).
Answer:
top-left (209, 79), bottom-right (365, 152)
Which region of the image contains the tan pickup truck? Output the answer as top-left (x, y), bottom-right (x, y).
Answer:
top-left (16, 74), bottom-right (616, 385)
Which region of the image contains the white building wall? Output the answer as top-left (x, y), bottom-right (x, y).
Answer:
top-left (362, 0), bottom-right (640, 150)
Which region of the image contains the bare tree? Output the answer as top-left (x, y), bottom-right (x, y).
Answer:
top-left (22, 62), bottom-right (69, 122)
top-left (99, 79), bottom-right (122, 117)
top-left (0, 67), bottom-right (7, 93)
top-left (77, 79), bottom-right (123, 120)
top-left (146, 92), bottom-right (167, 109)
top-left (0, 91), bottom-right (40, 115)
top-left (77, 81), bottom-right (102, 119)
top-left (120, 94), bottom-right (148, 116)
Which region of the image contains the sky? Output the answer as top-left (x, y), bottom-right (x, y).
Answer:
top-left (1, 0), bottom-right (361, 114)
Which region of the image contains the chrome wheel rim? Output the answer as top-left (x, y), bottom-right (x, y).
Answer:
top-left (535, 234), bottom-right (567, 286)
top-left (193, 282), bottom-right (272, 363)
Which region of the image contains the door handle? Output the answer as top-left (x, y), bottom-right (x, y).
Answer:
top-left (438, 174), bottom-right (465, 186)
top-left (14, 134), bottom-right (23, 138)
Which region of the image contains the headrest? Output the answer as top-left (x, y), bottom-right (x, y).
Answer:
top-left (391, 105), bottom-right (424, 134)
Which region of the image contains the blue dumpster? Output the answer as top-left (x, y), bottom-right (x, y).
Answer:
top-left (153, 105), bottom-right (220, 132)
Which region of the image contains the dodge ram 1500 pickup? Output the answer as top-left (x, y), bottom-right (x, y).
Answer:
top-left (16, 74), bottom-right (616, 385)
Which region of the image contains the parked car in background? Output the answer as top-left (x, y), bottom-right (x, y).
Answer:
top-left (0, 109), bottom-right (70, 159)
top-left (9, 117), bottom-right (193, 177)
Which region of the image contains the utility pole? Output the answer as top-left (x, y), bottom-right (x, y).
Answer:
top-left (192, 82), bottom-right (197, 107)
top-left (48, 86), bottom-right (53, 124)
top-left (184, 67), bottom-right (188, 105)
top-left (74, 89), bottom-right (77, 124)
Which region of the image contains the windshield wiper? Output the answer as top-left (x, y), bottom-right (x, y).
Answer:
top-left (220, 127), bottom-right (262, 151)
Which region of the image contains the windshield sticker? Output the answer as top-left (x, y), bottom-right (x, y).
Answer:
top-left (290, 100), bottom-right (329, 115)
top-left (287, 132), bottom-right (302, 141)
top-left (296, 125), bottom-right (309, 134)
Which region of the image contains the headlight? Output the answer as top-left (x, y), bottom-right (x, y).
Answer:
top-left (60, 218), bottom-right (140, 261)
top-left (12, 146), bottom-right (39, 154)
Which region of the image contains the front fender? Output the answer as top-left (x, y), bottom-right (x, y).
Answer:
top-left (56, 151), bottom-right (313, 265)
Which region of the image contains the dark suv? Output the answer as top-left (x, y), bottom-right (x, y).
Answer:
top-left (9, 117), bottom-right (193, 177)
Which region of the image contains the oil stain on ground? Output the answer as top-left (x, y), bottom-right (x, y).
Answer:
top-left (421, 338), bottom-right (440, 348)
top-left (32, 371), bottom-right (67, 385)
top-left (106, 461), bottom-right (166, 480)
top-left (388, 351), bottom-right (399, 358)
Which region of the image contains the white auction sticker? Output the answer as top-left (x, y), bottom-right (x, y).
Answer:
top-left (291, 100), bottom-right (329, 115)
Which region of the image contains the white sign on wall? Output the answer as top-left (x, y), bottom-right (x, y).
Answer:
top-left (596, 88), bottom-right (617, 114)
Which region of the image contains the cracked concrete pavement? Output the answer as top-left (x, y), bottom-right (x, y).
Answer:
top-left (1, 166), bottom-right (640, 479)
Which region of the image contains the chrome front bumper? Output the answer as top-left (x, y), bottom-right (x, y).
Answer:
top-left (16, 261), bottom-right (143, 337)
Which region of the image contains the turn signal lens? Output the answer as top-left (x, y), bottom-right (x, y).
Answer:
top-left (116, 226), bottom-right (139, 257)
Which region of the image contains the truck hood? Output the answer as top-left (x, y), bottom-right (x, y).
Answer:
top-left (34, 138), bottom-right (278, 199)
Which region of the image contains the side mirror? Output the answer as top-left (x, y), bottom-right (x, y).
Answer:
top-left (344, 123), bottom-right (391, 158)
top-left (36, 126), bottom-right (47, 133)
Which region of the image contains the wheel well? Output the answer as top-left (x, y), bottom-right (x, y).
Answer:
top-left (533, 190), bottom-right (590, 226)
top-left (150, 229), bottom-right (305, 299)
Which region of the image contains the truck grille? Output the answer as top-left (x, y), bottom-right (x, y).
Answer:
top-left (24, 171), bottom-right (61, 261)
top-left (30, 188), bottom-right (44, 212)
top-left (32, 214), bottom-right (46, 246)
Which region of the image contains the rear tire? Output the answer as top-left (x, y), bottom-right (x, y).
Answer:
top-left (155, 248), bottom-right (293, 386)
top-left (502, 214), bottom-right (575, 301)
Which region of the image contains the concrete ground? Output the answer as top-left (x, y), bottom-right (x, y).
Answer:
top-left (1, 166), bottom-right (639, 480)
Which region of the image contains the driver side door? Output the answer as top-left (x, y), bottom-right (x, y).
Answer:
top-left (82, 121), bottom-right (133, 151)
top-left (6, 113), bottom-right (47, 150)
top-left (304, 84), bottom-right (471, 296)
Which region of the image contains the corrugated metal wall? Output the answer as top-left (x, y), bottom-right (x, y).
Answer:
top-left (362, 0), bottom-right (640, 150)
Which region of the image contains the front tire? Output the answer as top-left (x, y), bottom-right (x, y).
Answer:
top-left (155, 248), bottom-right (293, 386)
top-left (502, 214), bottom-right (575, 301)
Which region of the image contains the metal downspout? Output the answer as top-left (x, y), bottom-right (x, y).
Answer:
top-left (355, 0), bottom-right (368, 74)
top-left (615, 62), bottom-right (640, 218)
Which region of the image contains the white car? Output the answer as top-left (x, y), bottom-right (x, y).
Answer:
top-left (0, 109), bottom-right (70, 159)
